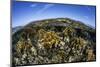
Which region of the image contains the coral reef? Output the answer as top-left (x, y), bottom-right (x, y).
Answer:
top-left (12, 18), bottom-right (96, 66)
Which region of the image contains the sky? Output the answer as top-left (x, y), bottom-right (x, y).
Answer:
top-left (12, 1), bottom-right (96, 28)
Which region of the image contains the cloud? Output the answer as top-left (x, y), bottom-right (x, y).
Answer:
top-left (35, 4), bottom-right (54, 15)
top-left (84, 16), bottom-right (89, 19)
top-left (30, 4), bottom-right (37, 8)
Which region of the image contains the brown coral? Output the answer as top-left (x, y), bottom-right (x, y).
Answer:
top-left (38, 29), bottom-right (61, 49)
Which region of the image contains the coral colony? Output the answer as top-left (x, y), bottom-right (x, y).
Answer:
top-left (12, 18), bottom-right (96, 66)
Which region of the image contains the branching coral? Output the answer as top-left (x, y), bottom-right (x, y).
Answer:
top-left (16, 37), bottom-right (33, 56)
top-left (71, 37), bottom-right (87, 50)
top-left (38, 29), bottom-right (62, 49)
top-left (63, 27), bottom-right (75, 37)
top-left (86, 48), bottom-right (95, 61)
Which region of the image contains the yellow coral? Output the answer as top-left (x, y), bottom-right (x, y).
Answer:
top-left (16, 38), bottom-right (32, 55)
top-left (63, 27), bottom-right (75, 36)
top-left (86, 49), bottom-right (95, 61)
top-left (38, 29), bottom-right (62, 49)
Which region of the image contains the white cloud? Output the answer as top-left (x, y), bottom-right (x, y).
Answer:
top-left (30, 4), bottom-right (37, 7)
top-left (36, 4), bottom-right (54, 15)
top-left (84, 16), bottom-right (89, 19)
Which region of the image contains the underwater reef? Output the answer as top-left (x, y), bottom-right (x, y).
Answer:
top-left (12, 18), bottom-right (96, 66)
